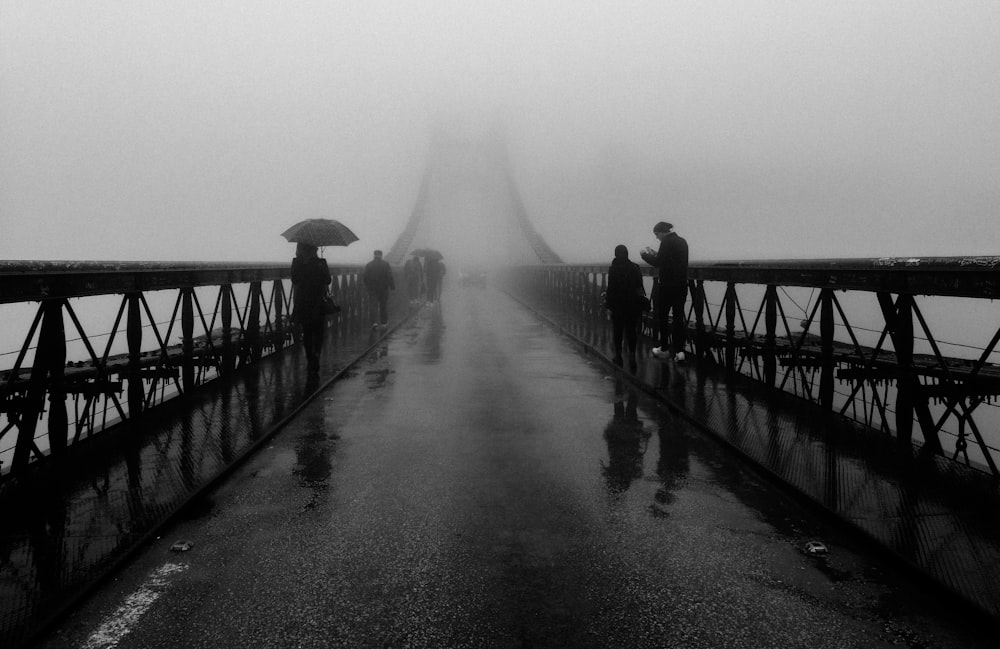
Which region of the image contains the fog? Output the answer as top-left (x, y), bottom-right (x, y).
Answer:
top-left (2, 1), bottom-right (998, 266)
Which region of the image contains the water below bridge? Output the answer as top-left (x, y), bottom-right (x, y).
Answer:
top-left (13, 284), bottom-right (999, 648)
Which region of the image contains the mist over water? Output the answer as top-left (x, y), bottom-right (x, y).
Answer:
top-left (2, 1), bottom-right (999, 265)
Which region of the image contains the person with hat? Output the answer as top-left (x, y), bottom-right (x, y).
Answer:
top-left (640, 221), bottom-right (689, 361)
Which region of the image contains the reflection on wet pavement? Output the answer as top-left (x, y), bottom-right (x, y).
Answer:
top-left (293, 410), bottom-right (334, 512)
top-left (11, 283), bottom-right (1000, 648)
top-left (0, 290), bottom-right (412, 648)
top-left (601, 385), bottom-right (649, 494)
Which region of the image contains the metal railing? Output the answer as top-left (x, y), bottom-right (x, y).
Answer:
top-left (503, 256), bottom-right (1000, 477)
top-left (0, 261), bottom-right (373, 478)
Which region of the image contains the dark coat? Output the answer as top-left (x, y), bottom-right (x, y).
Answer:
top-left (425, 258), bottom-right (445, 282)
top-left (640, 232), bottom-right (688, 289)
top-left (291, 256), bottom-right (331, 322)
top-left (404, 257), bottom-right (421, 292)
top-left (363, 258), bottom-right (395, 294)
top-left (606, 256), bottom-right (645, 317)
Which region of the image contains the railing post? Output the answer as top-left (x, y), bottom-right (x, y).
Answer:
top-left (572, 271), bottom-right (583, 313)
top-left (248, 280), bottom-right (262, 364)
top-left (126, 292), bottom-right (144, 418)
top-left (14, 300), bottom-right (69, 472)
top-left (181, 287), bottom-right (194, 394)
top-left (890, 293), bottom-right (915, 447)
top-left (577, 271), bottom-right (584, 312)
top-left (692, 279), bottom-right (705, 359)
top-left (875, 292), bottom-right (942, 453)
top-left (819, 289), bottom-right (835, 409)
top-left (344, 274), bottom-right (355, 319)
top-left (221, 285), bottom-right (235, 374)
top-left (764, 285), bottom-right (777, 387)
top-left (44, 300), bottom-right (68, 457)
top-left (725, 282), bottom-right (737, 371)
top-left (590, 270), bottom-right (599, 318)
top-left (274, 280), bottom-right (286, 351)
top-left (600, 271), bottom-right (608, 317)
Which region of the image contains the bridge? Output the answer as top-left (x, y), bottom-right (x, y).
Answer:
top-left (2, 132), bottom-right (1000, 648)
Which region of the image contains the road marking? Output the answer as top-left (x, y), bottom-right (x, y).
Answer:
top-left (82, 562), bottom-right (189, 649)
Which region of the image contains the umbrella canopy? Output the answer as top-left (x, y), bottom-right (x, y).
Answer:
top-left (411, 248), bottom-right (443, 260)
top-left (281, 219), bottom-right (359, 247)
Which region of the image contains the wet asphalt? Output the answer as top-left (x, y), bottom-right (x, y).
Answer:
top-left (35, 285), bottom-right (994, 649)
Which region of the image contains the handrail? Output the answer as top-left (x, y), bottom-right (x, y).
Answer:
top-left (0, 260), bottom-right (363, 304)
top-left (523, 256), bottom-right (1000, 299)
top-left (0, 260), bottom-right (371, 477)
top-left (689, 256), bottom-right (1000, 299)
top-left (503, 257), bottom-right (1000, 477)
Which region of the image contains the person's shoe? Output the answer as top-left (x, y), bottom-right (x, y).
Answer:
top-left (651, 347), bottom-right (669, 359)
top-left (372, 323), bottom-right (380, 330)
top-left (674, 351), bottom-right (686, 363)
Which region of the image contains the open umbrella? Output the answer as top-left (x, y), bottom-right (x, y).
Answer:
top-left (411, 248), bottom-right (443, 260)
top-left (281, 219), bottom-right (359, 247)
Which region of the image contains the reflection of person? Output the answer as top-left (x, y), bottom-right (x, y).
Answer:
top-left (601, 389), bottom-right (646, 494)
top-left (605, 244), bottom-right (645, 372)
top-left (363, 249), bottom-right (395, 329)
top-left (294, 410), bottom-right (333, 496)
top-left (291, 242), bottom-right (332, 374)
top-left (650, 411), bottom-right (691, 515)
top-left (640, 221), bottom-right (689, 362)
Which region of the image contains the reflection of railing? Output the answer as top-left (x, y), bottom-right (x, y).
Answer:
top-left (504, 257), bottom-right (1000, 477)
top-left (0, 261), bottom-right (370, 477)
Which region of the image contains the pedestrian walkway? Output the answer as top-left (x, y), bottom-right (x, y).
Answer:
top-left (511, 286), bottom-right (1000, 626)
top-left (0, 304), bottom-right (412, 649)
top-left (4, 284), bottom-right (999, 648)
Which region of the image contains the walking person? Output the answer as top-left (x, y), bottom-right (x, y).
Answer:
top-left (640, 221), bottom-right (689, 361)
top-left (425, 256), bottom-right (445, 302)
top-left (605, 244), bottom-right (645, 373)
top-left (291, 242), bottom-right (332, 374)
top-left (404, 254), bottom-right (422, 305)
top-left (363, 249), bottom-right (395, 329)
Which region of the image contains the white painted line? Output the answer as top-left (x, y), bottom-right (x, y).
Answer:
top-left (82, 562), bottom-right (189, 649)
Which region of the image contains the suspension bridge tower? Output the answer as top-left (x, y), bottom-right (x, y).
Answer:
top-left (384, 124), bottom-right (563, 268)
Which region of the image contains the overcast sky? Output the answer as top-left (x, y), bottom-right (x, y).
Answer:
top-left (2, 1), bottom-right (998, 264)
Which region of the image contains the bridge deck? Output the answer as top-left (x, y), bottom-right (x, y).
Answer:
top-left (2, 284), bottom-right (998, 647)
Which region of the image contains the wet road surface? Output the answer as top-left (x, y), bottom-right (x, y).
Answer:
top-left (36, 286), bottom-right (994, 648)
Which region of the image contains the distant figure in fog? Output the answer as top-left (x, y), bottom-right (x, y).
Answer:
top-left (425, 256), bottom-right (446, 302)
top-left (404, 255), bottom-right (423, 304)
top-left (291, 242), bottom-right (332, 374)
top-left (363, 249), bottom-right (395, 329)
top-left (605, 244), bottom-right (645, 373)
top-left (640, 221), bottom-right (689, 362)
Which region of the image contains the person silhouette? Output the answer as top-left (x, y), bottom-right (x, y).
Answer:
top-left (640, 221), bottom-right (689, 362)
top-left (605, 244), bottom-right (645, 372)
top-left (363, 249), bottom-right (395, 329)
top-left (404, 254), bottom-right (423, 305)
top-left (291, 242), bottom-right (331, 374)
top-left (425, 255), bottom-right (445, 302)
